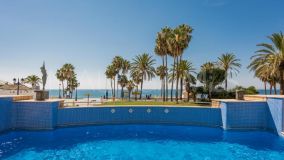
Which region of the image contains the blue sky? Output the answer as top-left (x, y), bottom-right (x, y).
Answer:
top-left (0, 0), bottom-right (283, 89)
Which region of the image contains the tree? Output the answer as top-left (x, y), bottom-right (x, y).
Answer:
top-left (177, 60), bottom-right (195, 100)
top-left (217, 53), bottom-right (241, 90)
top-left (167, 24), bottom-right (193, 103)
top-left (112, 56), bottom-right (124, 97)
top-left (130, 71), bottom-right (142, 101)
top-left (24, 75), bottom-right (41, 89)
top-left (156, 65), bottom-right (167, 101)
top-left (126, 80), bottom-right (135, 101)
top-left (185, 74), bottom-right (196, 102)
top-left (131, 53), bottom-right (156, 99)
top-left (118, 75), bottom-right (128, 99)
top-left (197, 63), bottom-right (226, 99)
top-left (248, 32), bottom-right (284, 94)
top-left (56, 69), bottom-right (65, 97)
top-left (56, 63), bottom-right (76, 98)
top-left (105, 65), bottom-right (117, 98)
top-left (111, 56), bottom-right (130, 98)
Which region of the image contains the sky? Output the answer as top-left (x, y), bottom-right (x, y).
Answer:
top-left (0, 0), bottom-right (283, 89)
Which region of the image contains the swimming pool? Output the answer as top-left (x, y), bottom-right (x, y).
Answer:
top-left (1, 125), bottom-right (284, 160)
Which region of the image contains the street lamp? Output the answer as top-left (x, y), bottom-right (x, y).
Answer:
top-left (13, 78), bottom-right (25, 95)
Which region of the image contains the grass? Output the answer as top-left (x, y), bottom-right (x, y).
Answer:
top-left (100, 100), bottom-right (210, 107)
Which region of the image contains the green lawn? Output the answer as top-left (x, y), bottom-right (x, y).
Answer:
top-left (100, 100), bottom-right (210, 107)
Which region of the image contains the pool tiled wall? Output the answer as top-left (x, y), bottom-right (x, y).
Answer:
top-left (221, 102), bottom-right (268, 130)
top-left (57, 107), bottom-right (222, 127)
top-left (12, 102), bottom-right (59, 130)
top-left (1, 96), bottom-right (284, 136)
top-left (267, 98), bottom-right (284, 135)
top-left (0, 97), bottom-right (13, 132)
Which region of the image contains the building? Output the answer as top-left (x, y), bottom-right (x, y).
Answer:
top-left (0, 80), bottom-right (34, 96)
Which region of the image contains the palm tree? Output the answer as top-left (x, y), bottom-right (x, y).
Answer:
top-left (68, 74), bottom-right (79, 98)
top-left (112, 56), bottom-right (124, 97)
top-left (118, 75), bottom-right (128, 99)
top-left (217, 53), bottom-right (241, 90)
top-left (248, 32), bottom-right (284, 94)
top-left (177, 60), bottom-right (195, 100)
top-left (155, 33), bottom-right (167, 100)
top-left (156, 65), bottom-right (167, 101)
top-left (56, 69), bottom-right (65, 97)
top-left (161, 27), bottom-right (172, 101)
top-left (131, 53), bottom-right (156, 99)
top-left (131, 71), bottom-right (142, 101)
top-left (24, 75), bottom-right (41, 89)
top-left (105, 65), bottom-right (117, 98)
top-left (185, 74), bottom-right (196, 101)
top-left (126, 80), bottom-right (135, 101)
top-left (248, 55), bottom-right (278, 95)
top-left (167, 24), bottom-right (193, 102)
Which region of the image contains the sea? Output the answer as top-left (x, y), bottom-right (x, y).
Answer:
top-left (48, 89), bottom-right (273, 99)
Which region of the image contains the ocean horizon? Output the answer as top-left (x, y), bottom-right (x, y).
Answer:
top-left (48, 89), bottom-right (276, 99)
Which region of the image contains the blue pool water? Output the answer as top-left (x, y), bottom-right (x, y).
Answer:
top-left (0, 125), bottom-right (284, 160)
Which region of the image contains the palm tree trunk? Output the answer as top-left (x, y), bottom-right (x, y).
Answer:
top-left (179, 56), bottom-right (183, 100)
top-left (117, 77), bottom-right (119, 98)
top-left (270, 83), bottom-right (272, 95)
top-left (135, 86), bottom-right (138, 101)
top-left (140, 75), bottom-right (143, 99)
top-left (113, 78), bottom-right (116, 98)
top-left (61, 81), bottom-right (64, 98)
top-left (225, 77), bottom-right (228, 91)
top-left (162, 56), bottom-right (165, 101)
top-left (175, 56), bottom-right (179, 103)
top-left (180, 77), bottom-right (183, 100)
top-left (187, 83), bottom-right (190, 102)
top-left (273, 83), bottom-right (276, 94)
top-left (264, 81), bottom-right (267, 95)
top-left (160, 80), bottom-right (163, 99)
top-left (280, 69), bottom-right (284, 95)
top-left (110, 79), bottom-right (113, 97)
top-left (171, 58), bottom-right (176, 102)
top-left (165, 55), bottom-right (168, 101)
top-left (128, 90), bottom-right (131, 101)
top-left (121, 87), bottom-right (124, 99)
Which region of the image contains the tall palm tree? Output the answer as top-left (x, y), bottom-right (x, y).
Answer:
top-left (131, 53), bottom-right (156, 99)
top-left (155, 32), bottom-right (167, 100)
top-left (130, 71), bottom-right (142, 101)
top-left (112, 56), bottom-right (124, 97)
top-left (24, 75), bottom-right (41, 89)
top-left (248, 32), bottom-right (284, 94)
top-left (126, 80), bottom-right (135, 101)
top-left (105, 65), bottom-right (117, 98)
top-left (167, 24), bottom-right (193, 102)
top-left (156, 65), bottom-right (167, 101)
top-left (217, 53), bottom-right (241, 90)
top-left (62, 64), bottom-right (75, 98)
top-left (177, 60), bottom-right (195, 100)
top-left (118, 75), bottom-right (128, 99)
top-left (248, 55), bottom-right (279, 95)
top-left (56, 69), bottom-right (65, 97)
top-left (161, 27), bottom-right (172, 101)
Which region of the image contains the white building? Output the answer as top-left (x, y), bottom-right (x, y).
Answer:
top-left (0, 80), bottom-right (34, 96)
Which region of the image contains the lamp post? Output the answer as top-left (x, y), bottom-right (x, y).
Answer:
top-left (13, 78), bottom-right (24, 95)
top-left (59, 83), bottom-right (62, 99)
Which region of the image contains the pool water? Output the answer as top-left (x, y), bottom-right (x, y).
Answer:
top-left (0, 125), bottom-right (284, 160)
